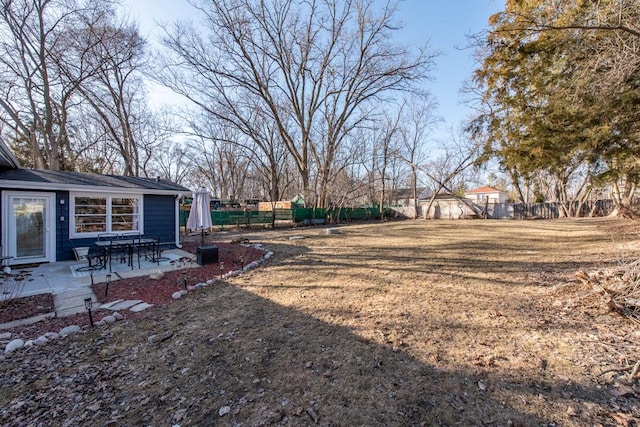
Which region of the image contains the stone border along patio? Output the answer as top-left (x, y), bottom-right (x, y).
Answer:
top-left (0, 248), bottom-right (274, 355)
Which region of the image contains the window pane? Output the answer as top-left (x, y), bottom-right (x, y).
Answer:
top-left (74, 197), bottom-right (107, 233)
top-left (14, 197), bottom-right (45, 257)
top-left (112, 215), bottom-right (139, 231)
top-left (112, 198), bottom-right (138, 213)
top-left (73, 195), bottom-right (141, 235)
top-left (111, 198), bottom-right (140, 232)
top-left (75, 217), bottom-right (107, 233)
top-left (75, 197), bottom-right (107, 214)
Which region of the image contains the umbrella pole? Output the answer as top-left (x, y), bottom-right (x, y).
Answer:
top-left (201, 228), bottom-right (204, 246)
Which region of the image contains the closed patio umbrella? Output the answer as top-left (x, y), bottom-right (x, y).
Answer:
top-left (186, 187), bottom-right (212, 246)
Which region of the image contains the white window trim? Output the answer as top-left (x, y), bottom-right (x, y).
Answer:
top-left (70, 192), bottom-right (144, 238)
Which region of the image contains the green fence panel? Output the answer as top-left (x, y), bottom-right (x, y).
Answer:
top-left (291, 208), bottom-right (309, 221)
top-left (251, 211), bottom-right (276, 223)
top-left (325, 207), bottom-right (380, 221)
top-left (182, 206), bottom-right (381, 228)
top-left (180, 209), bottom-right (188, 227)
top-left (210, 210), bottom-right (275, 226)
top-left (272, 209), bottom-right (291, 221)
top-left (291, 208), bottom-right (326, 222)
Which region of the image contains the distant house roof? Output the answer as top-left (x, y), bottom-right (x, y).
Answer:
top-left (0, 168), bottom-right (189, 195)
top-left (392, 187), bottom-right (426, 199)
top-left (466, 185), bottom-right (505, 194)
top-left (432, 192), bottom-right (461, 200)
top-left (418, 188), bottom-right (432, 199)
top-left (418, 188), bottom-right (462, 200)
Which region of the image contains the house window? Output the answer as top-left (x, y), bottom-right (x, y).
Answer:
top-left (71, 194), bottom-right (142, 237)
top-left (111, 197), bottom-right (140, 232)
top-left (73, 196), bottom-right (107, 234)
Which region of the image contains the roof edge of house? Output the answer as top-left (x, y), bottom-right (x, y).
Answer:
top-left (0, 138), bottom-right (20, 170)
top-left (0, 179), bottom-right (187, 195)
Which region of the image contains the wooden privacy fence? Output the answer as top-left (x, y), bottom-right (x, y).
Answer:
top-left (399, 199), bottom-right (617, 220)
top-left (498, 199), bottom-right (615, 219)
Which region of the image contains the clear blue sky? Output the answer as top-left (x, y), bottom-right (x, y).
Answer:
top-left (394, 1), bottom-right (504, 141)
top-left (123, 0), bottom-right (504, 143)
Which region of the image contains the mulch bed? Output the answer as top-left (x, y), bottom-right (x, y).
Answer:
top-left (91, 242), bottom-right (263, 304)
top-left (0, 241), bottom-right (264, 337)
top-left (0, 293), bottom-right (54, 324)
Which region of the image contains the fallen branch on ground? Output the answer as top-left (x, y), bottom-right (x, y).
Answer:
top-left (576, 262), bottom-right (640, 325)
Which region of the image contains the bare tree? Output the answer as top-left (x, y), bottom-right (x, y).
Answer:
top-left (0, 0), bottom-right (117, 170)
top-left (398, 98), bottom-right (439, 219)
top-left (317, 129), bottom-right (376, 218)
top-left (66, 113), bottom-right (117, 172)
top-left (240, 118), bottom-right (297, 205)
top-left (185, 104), bottom-right (297, 206)
top-left (149, 142), bottom-right (191, 185)
top-left (76, 18), bottom-right (150, 176)
top-left (159, 0), bottom-right (435, 207)
top-left (182, 118), bottom-right (253, 200)
top-left (371, 110), bottom-right (402, 216)
top-left (420, 129), bottom-right (482, 218)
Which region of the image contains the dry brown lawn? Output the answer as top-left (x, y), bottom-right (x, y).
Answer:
top-left (1, 218), bottom-right (639, 426)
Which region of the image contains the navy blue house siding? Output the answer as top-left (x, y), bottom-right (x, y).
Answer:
top-left (143, 194), bottom-right (177, 243)
top-left (56, 191), bottom-right (73, 261)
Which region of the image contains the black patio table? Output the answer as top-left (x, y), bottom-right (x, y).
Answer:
top-left (95, 236), bottom-right (158, 272)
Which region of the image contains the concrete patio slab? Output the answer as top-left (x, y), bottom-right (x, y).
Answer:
top-left (3, 248), bottom-right (195, 322)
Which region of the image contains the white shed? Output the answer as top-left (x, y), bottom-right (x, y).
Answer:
top-left (465, 186), bottom-right (509, 204)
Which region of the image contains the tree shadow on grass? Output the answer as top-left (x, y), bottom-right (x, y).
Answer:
top-left (4, 281), bottom-right (608, 426)
top-left (0, 233), bottom-right (627, 426)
